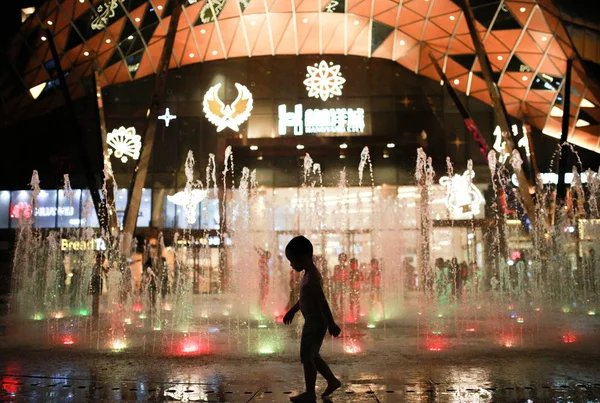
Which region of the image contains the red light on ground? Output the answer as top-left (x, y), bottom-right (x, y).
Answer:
top-left (62, 336), bottom-right (74, 345)
top-left (132, 303), bottom-right (143, 312)
top-left (182, 342), bottom-right (199, 353)
top-left (426, 335), bottom-right (446, 352)
top-left (275, 315), bottom-right (284, 324)
top-left (465, 328), bottom-right (476, 332)
top-left (343, 340), bottom-right (362, 354)
top-left (562, 333), bottom-right (577, 343)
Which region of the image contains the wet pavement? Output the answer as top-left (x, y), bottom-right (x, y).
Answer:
top-left (2, 342), bottom-right (600, 402)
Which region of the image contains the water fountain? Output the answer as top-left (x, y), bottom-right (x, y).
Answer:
top-left (5, 145), bottom-right (600, 357)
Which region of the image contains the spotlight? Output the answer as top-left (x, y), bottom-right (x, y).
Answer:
top-left (339, 143), bottom-right (348, 149)
top-left (296, 144), bottom-right (305, 150)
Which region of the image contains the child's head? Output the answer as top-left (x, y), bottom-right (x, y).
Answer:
top-left (285, 236), bottom-right (313, 272)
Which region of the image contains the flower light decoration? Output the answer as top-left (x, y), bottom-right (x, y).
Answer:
top-left (203, 83), bottom-right (253, 132)
top-left (439, 168), bottom-right (485, 219)
top-left (303, 60), bottom-right (346, 101)
top-left (107, 127), bottom-right (141, 163)
top-left (167, 189), bottom-right (207, 225)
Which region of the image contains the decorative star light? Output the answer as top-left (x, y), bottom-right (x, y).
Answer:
top-left (203, 83), bottom-right (253, 132)
top-left (324, 0), bottom-right (339, 12)
top-left (159, 108), bottom-right (177, 127)
top-left (303, 60), bottom-right (346, 101)
top-left (167, 189), bottom-right (207, 225)
top-left (107, 127), bottom-right (141, 163)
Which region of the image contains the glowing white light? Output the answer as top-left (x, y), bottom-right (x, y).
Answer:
top-left (521, 75), bottom-right (528, 81)
top-left (29, 83), bottom-right (47, 100)
top-left (250, 145), bottom-right (258, 150)
top-left (107, 127), bottom-right (141, 163)
top-left (302, 18), bottom-right (308, 23)
top-left (157, 5), bottom-right (163, 10)
top-left (189, 53), bottom-right (195, 58)
top-left (167, 190), bottom-right (207, 207)
top-left (575, 119), bottom-right (590, 127)
top-left (128, 35), bottom-right (134, 40)
top-left (105, 38), bottom-right (111, 43)
top-left (303, 60), bottom-right (346, 101)
top-left (519, 6), bottom-right (526, 12)
top-left (47, 20), bottom-right (53, 25)
top-left (158, 107), bottom-right (177, 127)
top-left (387, 143), bottom-right (395, 148)
top-left (541, 36), bottom-right (548, 41)
top-left (353, 20), bottom-right (359, 25)
top-left (581, 98), bottom-right (595, 108)
top-left (84, 51), bottom-right (90, 56)
top-left (41, 36), bottom-right (47, 41)
top-left (497, 55), bottom-right (503, 60)
top-left (550, 106), bottom-right (563, 117)
top-left (212, 50), bottom-right (218, 55)
top-left (453, 79), bottom-right (460, 85)
top-left (135, 17), bottom-right (141, 22)
top-left (297, 144), bottom-right (305, 150)
top-left (439, 169), bottom-right (484, 219)
top-left (400, 39), bottom-right (406, 46)
top-left (511, 172), bottom-right (592, 186)
top-left (339, 143), bottom-right (348, 149)
top-left (278, 104), bottom-right (364, 135)
top-left (203, 83), bottom-right (253, 132)
top-left (91, 0), bottom-right (119, 30)
top-left (200, 28), bottom-right (206, 34)
top-left (449, 15), bottom-right (455, 20)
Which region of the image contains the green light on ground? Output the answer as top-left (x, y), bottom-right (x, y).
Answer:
top-left (33, 313), bottom-right (44, 321)
top-left (139, 313), bottom-right (147, 319)
top-left (588, 310), bottom-right (596, 316)
top-left (124, 318), bottom-right (132, 325)
top-left (78, 309), bottom-right (89, 316)
top-left (437, 313), bottom-right (444, 318)
top-left (259, 345), bottom-right (275, 354)
top-left (258, 324), bottom-right (268, 328)
top-left (432, 331), bottom-right (442, 335)
top-left (561, 307), bottom-right (571, 313)
top-left (153, 326), bottom-right (162, 331)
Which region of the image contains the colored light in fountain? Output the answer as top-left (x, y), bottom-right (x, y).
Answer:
top-left (124, 318), bottom-right (132, 325)
top-left (223, 311), bottom-right (230, 316)
top-left (33, 313), bottom-right (44, 321)
top-left (344, 340), bottom-right (362, 354)
top-left (153, 325), bottom-right (162, 331)
top-left (62, 336), bottom-right (74, 345)
top-left (466, 328), bottom-right (476, 332)
top-left (417, 312), bottom-right (422, 316)
top-left (163, 303), bottom-right (172, 311)
top-left (367, 324), bottom-right (376, 329)
top-left (201, 313), bottom-right (209, 318)
top-left (588, 310), bottom-right (596, 316)
top-left (427, 338), bottom-right (445, 352)
top-left (562, 333), bottom-right (577, 343)
top-left (53, 312), bottom-right (64, 319)
top-left (508, 305), bottom-right (514, 310)
top-left (432, 331), bottom-right (442, 335)
top-left (535, 307), bottom-right (541, 312)
top-left (182, 342), bottom-right (200, 353)
top-left (111, 340), bottom-right (127, 350)
top-left (562, 306), bottom-right (571, 313)
top-left (208, 327), bottom-right (220, 333)
top-left (133, 303), bottom-right (142, 312)
top-left (503, 339), bottom-right (514, 348)
top-left (510, 312), bottom-right (518, 319)
top-left (258, 324), bottom-right (268, 328)
top-left (259, 344), bottom-right (275, 354)
top-left (517, 317), bottom-right (524, 323)
top-left (78, 309), bottom-right (89, 316)
top-left (139, 313), bottom-right (147, 319)
top-left (437, 313), bottom-right (443, 318)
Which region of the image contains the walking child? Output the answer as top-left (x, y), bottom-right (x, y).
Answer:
top-left (283, 236), bottom-right (342, 402)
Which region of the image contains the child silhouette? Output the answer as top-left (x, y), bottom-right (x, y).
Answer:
top-left (283, 236), bottom-right (342, 402)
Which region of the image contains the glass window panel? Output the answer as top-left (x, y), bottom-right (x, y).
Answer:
top-left (163, 189), bottom-right (177, 228)
top-left (57, 189), bottom-right (82, 228)
top-left (200, 198), bottom-right (220, 230)
top-left (81, 190), bottom-right (100, 228)
top-left (0, 191), bottom-right (9, 229)
top-left (115, 188), bottom-right (128, 227)
top-left (137, 188), bottom-right (152, 228)
top-left (31, 190), bottom-right (58, 228)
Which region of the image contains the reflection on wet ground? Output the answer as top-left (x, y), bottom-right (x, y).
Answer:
top-left (1, 344), bottom-right (600, 402)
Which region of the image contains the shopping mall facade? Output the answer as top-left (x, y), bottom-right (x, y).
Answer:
top-left (1, 0), bottom-right (599, 292)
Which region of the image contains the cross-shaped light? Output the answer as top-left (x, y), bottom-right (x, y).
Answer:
top-left (159, 108), bottom-right (177, 127)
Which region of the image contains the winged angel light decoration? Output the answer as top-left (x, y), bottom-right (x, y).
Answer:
top-left (203, 83), bottom-right (253, 132)
top-left (107, 127), bottom-right (141, 163)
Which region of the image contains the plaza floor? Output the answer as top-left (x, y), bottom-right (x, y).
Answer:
top-left (1, 337), bottom-right (600, 402)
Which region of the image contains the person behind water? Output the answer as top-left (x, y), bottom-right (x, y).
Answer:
top-left (332, 253), bottom-right (349, 316)
top-left (255, 247), bottom-right (271, 315)
top-left (348, 258), bottom-right (364, 322)
top-left (283, 236), bottom-right (342, 402)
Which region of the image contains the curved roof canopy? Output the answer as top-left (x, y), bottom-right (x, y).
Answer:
top-left (2, 0), bottom-right (600, 152)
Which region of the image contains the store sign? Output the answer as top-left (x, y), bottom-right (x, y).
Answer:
top-left (60, 238), bottom-right (107, 252)
top-left (203, 83), bottom-right (253, 132)
top-left (11, 203), bottom-right (74, 219)
top-left (278, 104), bottom-right (365, 136)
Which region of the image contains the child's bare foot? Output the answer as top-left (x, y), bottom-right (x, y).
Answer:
top-left (290, 392), bottom-right (317, 402)
top-left (321, 379), bottom-right (342, 397)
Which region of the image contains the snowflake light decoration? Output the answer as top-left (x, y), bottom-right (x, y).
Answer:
top-left (303, 61), bottom-right (346, 101)
top-left (107, 127), bottom-right (141, 163)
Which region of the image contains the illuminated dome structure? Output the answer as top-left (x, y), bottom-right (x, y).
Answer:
top-left (1, 0), bottom-right (599, 152)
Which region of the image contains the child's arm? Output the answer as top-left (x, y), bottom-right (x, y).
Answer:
top-left (283, 301), bottom-right (300, 324)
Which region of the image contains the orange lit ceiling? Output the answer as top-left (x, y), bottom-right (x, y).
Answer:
top-left (3, 0), bottom-right (600, 153)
